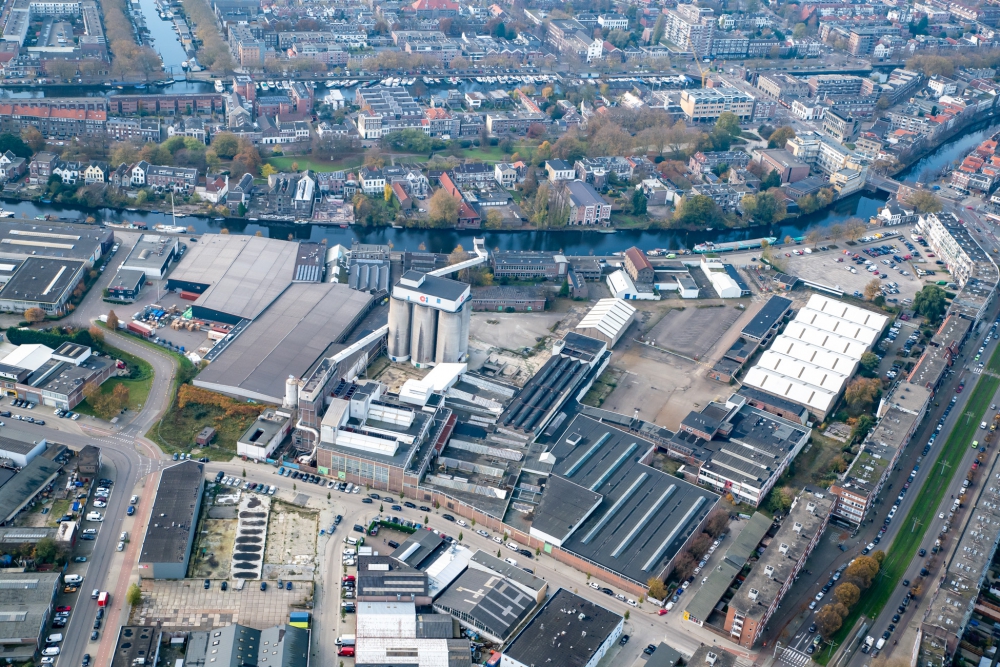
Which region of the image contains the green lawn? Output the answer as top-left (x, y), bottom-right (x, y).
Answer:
top-left (265, 155), bottom-right (365, 173)
top-left (74, 345), bottom-right (153, 418)
top-left (149, 402), bottom-right (260, 461)
top-left (816, 344), bottom-right (1000, 663)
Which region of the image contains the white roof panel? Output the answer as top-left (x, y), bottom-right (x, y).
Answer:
top-left (782, 321), bottom-right (869, 359)
top-left (756, 350), bottom-right (849, 393)
top-left (795, 308), bottom-right (880, 346)
top-left (806, 294), bottom-right (890, 330)
top-left (769, 338), bottom-right (858, 374)
top-left (576, 298), bottom-right (636, 340)
top-left (743, 367), bottom-right (837, 413)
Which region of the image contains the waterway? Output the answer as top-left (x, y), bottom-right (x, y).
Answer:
top-left (135, 0), bottom-right (188, 74)
top-left (0, 84), bottom-right (995, 254)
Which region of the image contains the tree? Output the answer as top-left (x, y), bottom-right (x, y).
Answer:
top-left (673, 552), bottom-right (697, 581)
top-left (21, 127), bottom-right (44, 154)
top-left (845, 377), bottom-right (881, 412)
top-left (261, 164), bottom-right (277, 178)
top-left (844, 555), bottom-right (880, 589)
top-left (704, 510), bottom-right (729, 537)
top-left (766, 486), bottom-right (794, 515)
top-left (814, 605), bottom-right (844, 636)
top-left (429, 189), bottom-right (459, 228)
top-left (126, 583), bottom-right (143, 607)
top-left (767, 126), bottom-right (796, 149)
top-left (89, 325), bottom-right (105, 344)
top-left (864, 278), bottom-right (882, 301)
top-left (715, 111), bottom-right (742, 139)
top-left (674, 195), bottom-right (724, 228)
top-left (34, 537), bottom-right (57, 563)
top-left (761, 169), bottom-right (782, 191)
top-left (112, 383), bottom-right (130, 412)
top-left (0, 134), bottom-right (30, 158)
top-left (907, 190), bottom-right (943, 214)
top-left (485, 208), bottom-right (503, 229)
top-left (448, 245), bottom-right (468, 266)
top-left (651, 14), bottom-right (665, 44)
top-left (648, 577), bottom-right (667, 601)
top-left (833, 582), bottom-right (861, 608)
top-left (828, 223), bottom-right (843, 242)
top-left (107, 310), bottom-right (119, 331)
top-left (458, 531), bottom-right (463, 541)
top-left (211, 133), bottom-right (240, 159)
top-left (859, 351), bottom-right (880, 377)
top-left (631, 188), bottom-right (647, 215)
top-left (806, 229), bottom-right (822, 248)
top-left (741, 191), bottom-right (786, 225)
top-left (24, 307), bottom-right (46, 323)
top-left (793, 22), bottom-right (808, 38)
top-left (913, 285), bottom-right (947, 322)
top-left (845, 219), bottom-right (867, 242)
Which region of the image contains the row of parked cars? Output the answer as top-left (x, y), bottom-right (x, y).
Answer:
top-left (213, 471), bottom-right (277, 495)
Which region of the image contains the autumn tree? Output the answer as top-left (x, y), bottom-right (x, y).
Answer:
top-left (913, 285), bottom-right (947, 322)
top-left (814, 605), bottom-right (844, 636)
top-left (845, 377), bottom-right (881, 413)
top-left (107, 310), bottom-right (119, 331)
top-left (806, 229), bottom-right (822, 248)
top-left (845, 218), bottom-right (867, 242)
top-left (828, 223), bottom-right (843, 242)
top-left (833, 582), bottom-right (860, 608)
top-left (704, 510), bottom-right (729, 537)
top-left (24, 307), bottom-right (46, 323)
top-left (647, 577), bottom-right (667, 601)
top-left (126, 583), bottom-right (142, 607)
top-left (89, 325), bottom-right (105, 343)
top-left (112, 384), bottom-right (130, 412)
top-left (21, 127), bottom-right (44, 154)
top-left (906, 190), bottom-right (943, 214)
top-left (485, 209), bottom-right (503, 229)
top-left (864, 279), bottom-right (882, 301)
top-left (429, 189), bottom-right (459, 228)
top-left (844, 555), bottom-right (880, 589)
top-left (767, 126), bottom-right (796, 149)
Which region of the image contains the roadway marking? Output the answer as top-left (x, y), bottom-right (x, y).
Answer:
top-left (779, 646), bottom-right (814, 667)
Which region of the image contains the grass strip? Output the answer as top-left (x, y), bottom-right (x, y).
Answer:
top-left (816, 342), bottom-right (1000, 664)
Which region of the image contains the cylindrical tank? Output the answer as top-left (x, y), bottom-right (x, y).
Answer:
top-left (388, 297), bottom-right (412, 362)
top-left (283, 375), bottom-right (298, 408)
top-left (410, 304), bottom-right (438, 366)
top-left (436, 310), bottom-right (464, 364)
top-left (459, 304), bottom-right (470, 361)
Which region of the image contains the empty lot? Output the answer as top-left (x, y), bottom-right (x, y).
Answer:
top-left (644, 306), bottom-right (743, 360)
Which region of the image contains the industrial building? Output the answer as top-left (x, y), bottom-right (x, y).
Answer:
top-left (110, 627), bottom-right (156, 667)
top-left (432, 568), bottom-right (537, 643)
top-left (193, 282), bottom-right (376, 403)
top-left (138, 460), bottom-right (204, 579)
top-left (165, 234), bottom-right (301, 323)
top-left (0, 257), bottom-right (87, 316)
top-left (388, 270), bottom-right (472, 367)
top-left (348, 242), bottom-right (391, 292)
top-left (0, 454), bottom-right (62, 524)
top-left (119, 234), bottom-right (179, 279)
top-left (184, 624), bottom-right (310, 667)
top-left (699, 256), bottom-right (746, 298)
top-left (526, 414), bottom-right (718, 589)
top-left (741, 295), bottom-right (793, 343)
top-left (355, 555), bottom-right (430, 604)
top-left (353, 600), bottom-right (471, 666)
top-left (0, 572), bottom-right (61, 661)
top-left (670, 393), bottom-right (811, 507)
top-left (724, 487), bottom-right (833, 647)
top-left (501, 589), bottom-right (623, 667)
top-left (742, 294), bottom-right (888, 419)
top-left (574, 298), bottom-right (636, 348)
top-left (0, 221), bottom-right (113, 267)
top-left (236, 409), bottom-right (291, 461)
top-left (0, 424), bottom-right (47, 466)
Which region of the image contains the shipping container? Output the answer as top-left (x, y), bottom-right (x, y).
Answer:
top-left (127, 321), bottom-right (153, 337)
top-left (97, 591), bottom-right (109, 607)
top-left (180, 291), bottom-right (200, 301)
top-left (289, 612), bottom-right (310, 622)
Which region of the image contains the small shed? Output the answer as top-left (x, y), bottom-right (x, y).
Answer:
top-left (195, 427), bottom-right (216, 446)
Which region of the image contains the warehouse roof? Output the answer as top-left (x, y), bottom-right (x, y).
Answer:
top-left (575, 298), bottom-right (636, 344)
top-left (529, 475), bottom-right (602, 545)
top-left (120, 235), bottom-right (174, 272)
top-left (166, 234), bottom-right (299, 320)
top-left (434, 568), bottom-right (537, 641)
top-left (396, 270), bottom-right (470, 302)
top-left (356, 555), bottom-right (429, 599)
top-left (139, 460), bottom-right (203, 565)
top-left (469, 550), bottom-right (547, 595)
top-left (0, 456), bottom-right (61, 523)
top-left (193, 283), bottom-right (374, 403)
top-left (0, 221), bottom-right (111, 262)
top-left (503, 589), bottom-right (622, 667)
top-left (534, 414), bottom-right (717, 586)
top-left (0, 572), bottom-right (61, 647)
top-left (0, 257), bottom-right (85, 304)
top-left (111, 627), bottom-right (156, 667)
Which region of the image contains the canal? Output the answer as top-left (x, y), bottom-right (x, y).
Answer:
top-left (134, 0), bottom-right (188, 74)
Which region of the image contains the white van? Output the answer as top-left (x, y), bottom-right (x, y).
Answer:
top-left (504, 557), bottom-right (518, 567)
top-left (343, 547), bottom-right (356, 555)
top-left (86, 512), bottom-right (103, 522)
top-left (46, 634), bottom-right (63, 644)
top-left (346, 536), bottom-right (358, 546)
top-left (336, 635), bottom-right (356, 647)
top-left (64, 574), bottom-right (83, 585)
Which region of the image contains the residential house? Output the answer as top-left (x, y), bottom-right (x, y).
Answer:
top-left (555, 180), bottom-right (612, 226)
top-left (52, 161), bottom-right (82, 185)
top-left (226, 173), bottom-right (254, 213)
top-left (359, 167), bottom-right (386, 196)
top-left (28, 151), bottom-right (58, 184)
top-left (145, 165), bottom-right (198, 193)
top-left (0, 151), bottom-right (25, 182)
top-left (80, 161), bottom-right (107, 184)
top-left (130, 161), bottom-right (149, 187)
top-left (196, 174), bottom-right (229, 204)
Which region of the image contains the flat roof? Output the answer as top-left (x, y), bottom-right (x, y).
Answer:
top-left (139, 460), bottom-right (203, 565)
top-left (469, 550), bottom-right (547, 593)
top-left (729, 488), bottom-right (833, 624)
top-left (356, 555), bottom-right (428, 599)
top-left (0, 220), bottom-right (110, 262)
top-left (502, 589), bottom-right (622, 667)
top-left (0, 257), bottom-right (85, 304)
top-left (0, 456), bottom-right (61, 523)
top-left (27, 357), bottom-right (114, 398)
top-left (396, 270), bottom-right (470, 302)
top-left (434, 568), bottom-right (537, 641)
top-left (166, 234), bottom-right (300, 320)
top-left (121, 234), bottom-right (174, 271)
top-left (645, 643), bottom-right (683, 667)
top-left (194, 282), bottom-right (374, 403)
top-left (110, 626), bottom-right (156, 667)
top-left (237, 410), bottom-right (289, 447)
top-left (0, 572), bottom-right (60, 645)
top-left (538, 414), bottom-right (718, 585)
top-left (742, 296), bottom-right (793, 339)
top-left (529, 475), bottom-right (602, 544)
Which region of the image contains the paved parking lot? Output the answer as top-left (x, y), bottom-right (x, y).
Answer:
top-left (780, 243), bottom-right (925, 303)
top-left (134, 580), bottom-right (313, 630)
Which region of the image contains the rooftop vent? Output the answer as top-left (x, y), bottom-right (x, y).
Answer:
top-left (748, 588), bottom-right (759, 601)
top-left (779, 543), bottom-right (789, 554)
top-left (764, 565), bottom-right (774, 577)
top-left (707, 653), bottom-right (718, 666)
top-left (793, 522), bottom-right (803, 533)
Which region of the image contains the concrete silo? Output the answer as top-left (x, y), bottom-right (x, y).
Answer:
top-left (387, 296), bottom-right (412, 362)
top-left (410, 304), bottom-right (438, 367)
top-left (435, 309), bottom-right (465, 364)
top-left (459, 303), bottom-right (470, 361)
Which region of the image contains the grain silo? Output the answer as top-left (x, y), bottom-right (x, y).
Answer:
top-left (435, 309), bottom-right (465, 363)
top-left (387, 296), bottom-right (412, 362)
top-left (410, 303), bottom-right (438, 366)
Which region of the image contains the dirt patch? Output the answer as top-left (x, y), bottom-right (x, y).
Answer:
top-left (189, 518), bottom-right (237, 579)
top-left (265, 501), bottom-right (318, 569)
top-left (581, 367), bottom-right (625, 408)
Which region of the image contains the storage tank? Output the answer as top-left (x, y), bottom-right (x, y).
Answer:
top-left (435, 309), bottom-right (464, 364)
top-left (410, 304), bottom-right (438, 366)
top-left (283, 375), bottom-right (298, 409)
top-left (459, 304), bottom-right (470, 361)
top-left (387, 297), bottom-right (412, 362)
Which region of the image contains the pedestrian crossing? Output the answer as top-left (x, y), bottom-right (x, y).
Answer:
top-left (974, 367), bottom-right (984, 374)
top-left (779, 646), bottom-right (814, 667)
